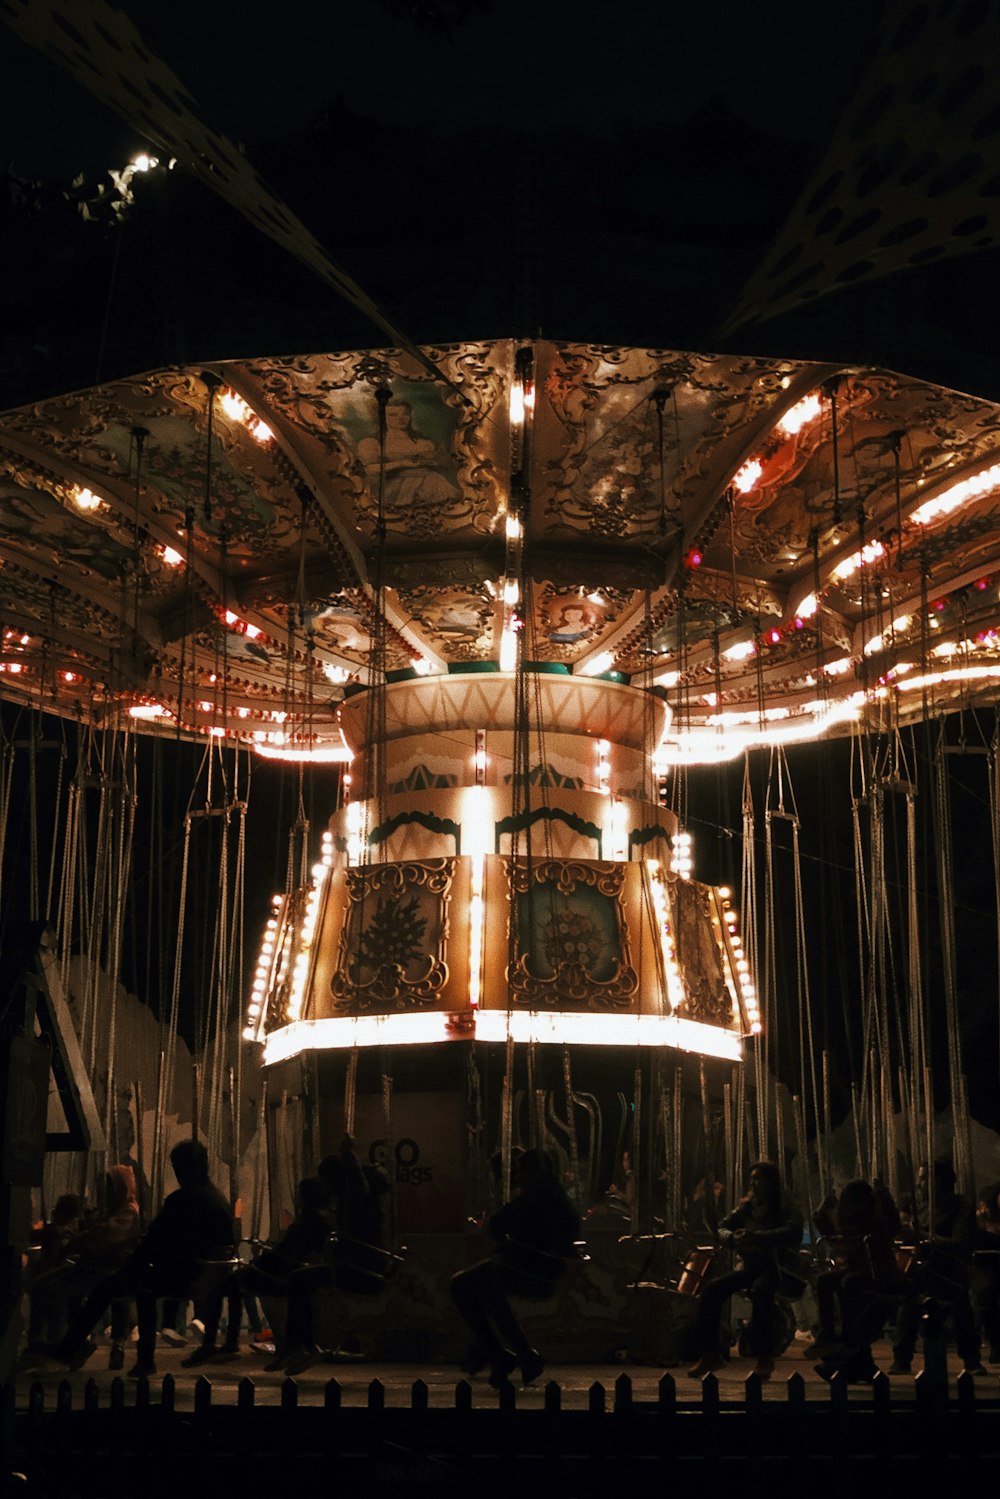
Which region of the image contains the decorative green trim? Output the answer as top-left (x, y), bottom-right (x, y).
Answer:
top-left (447, 661), bottom-right (498, 675)
top-left (495, 805), bottom-right (603, 856)
top-left (629, 824), bottom-right (670, 858)
top-left (502, 764), bottom-right (584, 790)
top-left (368, 809), bottom-right (462, 855)
top-left (388, 765), bottom-right (459, 792)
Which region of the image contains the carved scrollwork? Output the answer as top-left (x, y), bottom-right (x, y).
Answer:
top-left (670, 879), bottom-right (734, 1027)
top-left (506, 858), bottom-right (638, 1010)
top-left (331, 858), bottom-right (454, 1013)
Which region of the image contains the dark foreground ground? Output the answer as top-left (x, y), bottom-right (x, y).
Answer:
top-left (8, 1337), bottom-right (1000, 1496)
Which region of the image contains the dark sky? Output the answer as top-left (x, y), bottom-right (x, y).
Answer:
top-left (1, 0), bottom-right (880, 179)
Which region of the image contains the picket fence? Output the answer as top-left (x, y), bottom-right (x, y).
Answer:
top-left (5, 1370), bottom-right (1000, 1493)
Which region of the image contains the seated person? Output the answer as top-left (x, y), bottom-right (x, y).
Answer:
top-left (687, 1160), bottom-right (802, 1382)
top-left (25, 1168), bottom-right (141, 1371)
top-left (810, 1178), bottom-right (908, 1380)
top-left (50, 1140), bottom-right (235, 1379)
top-left (891, 1158), bottom-right (984, 1376)
top-left (269, 1136), bottom-right (390, 1375)
top-left (975, 1180), bottom-right (1000, 1365)
top-left (182, 1174), bottom-right (333, 1366)
top-left (23, 1194), bottom-right (81, 1354)
top-left (450, 1146), bottom-right (580, 1388)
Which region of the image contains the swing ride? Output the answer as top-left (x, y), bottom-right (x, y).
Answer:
top-left (1, 0), bottom-right (1000, 1373)
top-left (1, 329), bottom-right (999, 1314)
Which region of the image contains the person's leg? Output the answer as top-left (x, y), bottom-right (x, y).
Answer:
top-left (814, 1269), bottom-right (844, 1343)
top-left (689, 1267), bottom-right (750, 1371)
top-left (951, 1289), bottom-right (983, 1371)
top-left (747, 1267), bottom-right (781, 1369)
top-left (278, 1265), bottom-right (332, 1364)
top-left (181, 1271), bottom-right (244, 1366)
top-left (891, 1292), bottom-right (921, 1371)
top-left (132, 1288), bottom-right (159, 1375)
top-left (222, 1278), bottom-right (243, 1352)
top-left (978, 1271), bottom-right (1000, 1360)
top-left (451, 1262), bottom-right (506, 1363)
top-left (54, 1267), bottom-right (133, 1366)
top-left (107, 1296), bottom-right (133, 1369)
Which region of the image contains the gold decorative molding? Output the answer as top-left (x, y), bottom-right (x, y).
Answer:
top-left (506, 858), bottom-right (638, 1010)
top-left (331, 858), bottom-right (455, 1013)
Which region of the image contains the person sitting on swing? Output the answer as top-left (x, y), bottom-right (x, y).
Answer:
top-left (50, 1140), bottom-right (235, 1379)
top-left (450, 1146), bottom-right (580, 1388)
top-left (688, 1159), bottom-right (803, 1382)
top-left (181, 1172), bottom-right (335, 1366)
top-left (267, 1135), bottom-right (390, 1375)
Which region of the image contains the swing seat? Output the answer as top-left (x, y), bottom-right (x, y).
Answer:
top-left (325, 1234), bottom-right (405, 1295)
top-left (495, 1237), bottom-right (587, 1300)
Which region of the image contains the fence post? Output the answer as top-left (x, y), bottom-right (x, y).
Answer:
top-left (194, 1374), bottom-right (213, 1423)
top-left (956, 1369), bottom-right (977, 1462)
top-left (871, 1369), bottom-right (891, 1464)
top-left (613, 1373), bottom-right (632, 1414)
top-left (55, 1378), bottom-right (72, 1443)
top-left (914, 1369), bottom-right (944, 1459)
top-left (612, 1372), bottom-right (632, 1459)
top-left (701, 1373), bottom-right (720, 1464)
top-left (657, 1373), bottom-right (676, 1462)
top-left (323, 1378), bottom-right (341, 1462)
top-left (160, 1373), bottom-right (175, 1416)
top-left (786, 1372), bottom-right (806, 1461)
top-left (411, 1379), bottom-right (428, 1413)
top-left (588, 1381), bottom-right (606, 1463)
top-left (0, 1384), bottom-right (14, 1471)
top-left (454, 1379), bottom-right (472, 1414)
top-left (744, 1372), bottom-right (762, 1465)
top-left (828, 1370), bottom-right (849, 1459)
top-left (26, 1382), bottom-right (44, 1480)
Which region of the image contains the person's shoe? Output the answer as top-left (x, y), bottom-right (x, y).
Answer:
top-left (250, 1338), bottom-right (276, 1355)
top-left (818, 1354), bottom-right (878, 1383)
top-left (801, 1337), bottom-right (837, 1360)
top-left (284, 1346), bottom-right (322, 1377)
top-left (181, 1344), bottom-right (219, 1369)
top-left (216, 1342), bottom-right (241, 1361)
top-left (519, 1349), bottom-right (545, 1385)
top-left (158, 1328), bottom-right (187, 1348)
top-left (108, 1342), bottom-right (125, 1372)
top-left (263, 1348), bottom-right (291, 1372)
top-left (687, 1355), bottom-right (724, 1379)
top-left (487, 1349), bottom-right (518, 1388)
top-left (887, 1359), bottom-right (911, 1375)
top-left (752, 1357), bottom-right (775, 1381)
top-left (962, 1363), bottom-right (988, 1376)
top-left (126, 1359), bottom-right (156, 1380)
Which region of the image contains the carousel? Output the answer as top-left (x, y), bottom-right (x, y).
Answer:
top-left (0, 0), bottom-right (998, 1376)
top-left (3, 329), bottom-right (1000, 1354)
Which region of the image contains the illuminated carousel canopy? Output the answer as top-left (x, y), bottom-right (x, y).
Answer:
top-left (2, 340), bottom-right (1000, 762)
